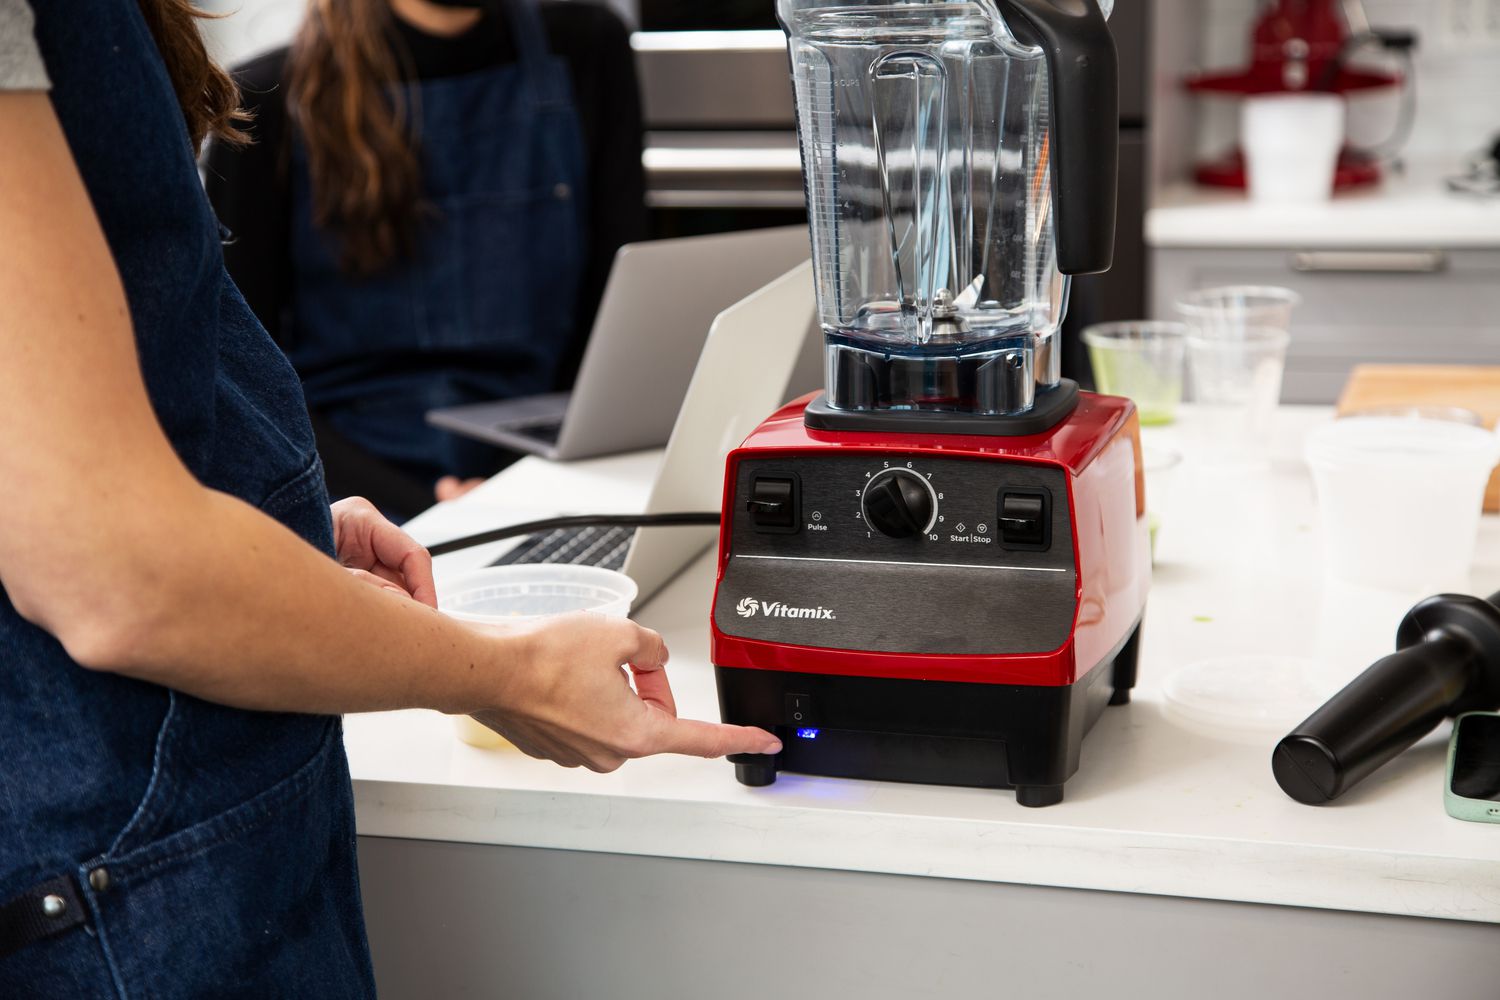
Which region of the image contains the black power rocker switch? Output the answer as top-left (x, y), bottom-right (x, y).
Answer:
top-left (746, 476), bottom-right (798, 531)
top-left (999, 489), bottom-right (1050, 550)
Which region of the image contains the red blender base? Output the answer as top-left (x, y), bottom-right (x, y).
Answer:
top-left (1195, 147), bottom-right (1382, 191)
top-left (709, 390), bottom-right (1152, 806)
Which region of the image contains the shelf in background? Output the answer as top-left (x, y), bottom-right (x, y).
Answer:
top-left (1147, 162), bottom-right (1500, 250)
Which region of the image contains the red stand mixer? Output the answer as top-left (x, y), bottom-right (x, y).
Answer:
top-left (1186, 0), bottom-right (1417, 191)
top-left (710, 0), bottom-right (1150, 807)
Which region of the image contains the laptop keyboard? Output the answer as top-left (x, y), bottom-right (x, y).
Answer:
top-left (490, 525), bottom-right (633, 572)
top-left (504, 418), bottom-right (563, 445)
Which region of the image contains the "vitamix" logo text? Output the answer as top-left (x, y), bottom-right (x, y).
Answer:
top-left (735, 597), bottom-right (836, 621)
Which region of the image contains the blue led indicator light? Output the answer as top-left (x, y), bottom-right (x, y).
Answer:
top-left (796, 728), bottom-right (820, 740)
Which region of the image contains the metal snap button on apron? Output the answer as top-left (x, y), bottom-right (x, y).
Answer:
top-left (88, 868), bottom-right (111, 893)
top-left (553, 182), bottom-right (572, 200)
top-left (41, 895), bottom-right (67, 918)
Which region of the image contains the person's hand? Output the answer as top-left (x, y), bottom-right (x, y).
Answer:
top-left (330, 497), bottom-right (437, 608)
top-left (471, 612), bottom-right (782, 772)
top-left (435, 476), bottom-right (486, 503)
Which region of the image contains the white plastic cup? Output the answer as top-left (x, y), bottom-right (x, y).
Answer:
top-left (1305, 417), bottom-right (1500, 593)
top-left (440, 565), bottom-right (639, 748)
top-left (1241, 93), bottom-right (1346, 204)
top-left (1175, 285), bottom-right (1301, 339)
top-left (1186, 326), bottom-right (1290, 468)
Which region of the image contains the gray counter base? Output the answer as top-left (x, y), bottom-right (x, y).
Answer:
top-left (359, 836), bottom-right (1500, 999)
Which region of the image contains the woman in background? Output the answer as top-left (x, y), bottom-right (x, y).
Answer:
top-left (206, 0), bottom-right (646, 518)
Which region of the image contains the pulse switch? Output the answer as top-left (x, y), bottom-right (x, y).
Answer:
top-left (747, 476), bottom-right (798, 531)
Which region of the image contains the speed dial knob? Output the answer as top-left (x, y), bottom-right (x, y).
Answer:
top-left (861, 469), bottom-right (938, 539)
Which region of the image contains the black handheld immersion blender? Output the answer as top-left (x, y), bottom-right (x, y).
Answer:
top-left (1273, 592), bottom-right (1500, 805)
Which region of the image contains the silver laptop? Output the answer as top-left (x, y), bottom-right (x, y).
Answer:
top-left (492, 261), bottom-right (819, 606)
top-left (426, 226), bottom-right (811, 461)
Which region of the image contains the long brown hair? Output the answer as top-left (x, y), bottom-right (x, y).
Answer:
top-left (287, 0), bottom-right (425, 276)
top-left (136, 0), bottom-right (249, 150)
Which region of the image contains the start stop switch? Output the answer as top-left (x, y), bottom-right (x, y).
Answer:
top-left (999, 489), bottom-right (1050, 550)
top-left (747, 476), bottom-right (798, 532)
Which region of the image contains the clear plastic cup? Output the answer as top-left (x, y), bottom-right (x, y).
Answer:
top-left (1241, 94), bottom-right (1345, 205)
top-left (440, 565), bottom-right (638, 749)
top-left (1082, 321), bottom-right (1188, 426)
top-left (1186, 326), bottom-right (1290, 468)
top-left (1175, 285), bottom-right (1301, 339)
top-left (1305, 417), bottom-right (1500, 593)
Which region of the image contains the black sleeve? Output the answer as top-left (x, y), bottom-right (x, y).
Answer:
top-left (542, 3), bottom-right (649, 390)
top-left (202, 48), bottom-right (295, 347)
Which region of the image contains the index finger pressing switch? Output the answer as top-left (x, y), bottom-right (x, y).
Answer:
top-left (747, 476), bottom-right (798, 531)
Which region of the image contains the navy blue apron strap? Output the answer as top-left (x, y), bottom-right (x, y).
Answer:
top-left (502, 0), bottom-right (565, 101)
top-left (0, 874), bottom-right (90, 960)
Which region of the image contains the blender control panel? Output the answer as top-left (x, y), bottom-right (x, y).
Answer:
top-left (729, 454), bottom-right (1074, 572)
top-left (716, 454), bottom-right (1078, 657)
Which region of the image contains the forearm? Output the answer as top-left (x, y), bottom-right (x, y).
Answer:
top-left (87, 484), bottom-right (506, 717)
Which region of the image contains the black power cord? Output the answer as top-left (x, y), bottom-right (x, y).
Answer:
top-left (426, 512), bottom-right (722, 558)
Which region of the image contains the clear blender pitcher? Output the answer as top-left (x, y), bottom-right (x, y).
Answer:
top-left (778, 0), bottom-right (1118, 417)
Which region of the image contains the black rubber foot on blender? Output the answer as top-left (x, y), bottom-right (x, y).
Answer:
top-left (1016, 785), bottom-right (1064, 808)
top-left (734, 761), bottom-right (778, 787)
top-left (1110, 620), bottom-right (1142, 708)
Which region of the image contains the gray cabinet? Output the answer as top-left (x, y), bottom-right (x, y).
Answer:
top-left (1152, 247), bottom-right (1500, 403)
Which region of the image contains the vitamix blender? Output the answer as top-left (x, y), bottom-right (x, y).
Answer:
top-left (710, 0), bottom-right (1149, 806)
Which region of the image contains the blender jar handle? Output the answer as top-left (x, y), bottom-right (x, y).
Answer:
top-left (991, 0), bottom-right (1119, 275)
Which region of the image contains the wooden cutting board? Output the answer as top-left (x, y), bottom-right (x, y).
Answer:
top-left (1336, 364), bottom-right (1500, 512)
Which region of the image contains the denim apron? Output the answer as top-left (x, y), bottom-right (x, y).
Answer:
top-left (288, 0), bottom-right (588, 484)
top-left (0, 2), bottom-right (375, 996)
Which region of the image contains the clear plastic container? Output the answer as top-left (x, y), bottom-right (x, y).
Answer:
top-left (1082, 321), bottom-right (1187, 426)
top-left (440, 566), bottom-right (638, 749)
top-left (1305, 416), bottom-right (1500, 593)
top-left (778, 0), bottom-right (1117, 416)
top-left (1175, 285), bottom-right (1301, 339)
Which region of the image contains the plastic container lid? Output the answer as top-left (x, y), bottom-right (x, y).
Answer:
top-left (1162, 656), bottom-right (1327, 742)
top-left (439, 565), bottom-right (638, 624)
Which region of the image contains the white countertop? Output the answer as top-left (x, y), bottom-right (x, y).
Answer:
top-left (345, 406), bottom-right (1500, 925)
top-left (1146, 162), bottom-right (1500, 249)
